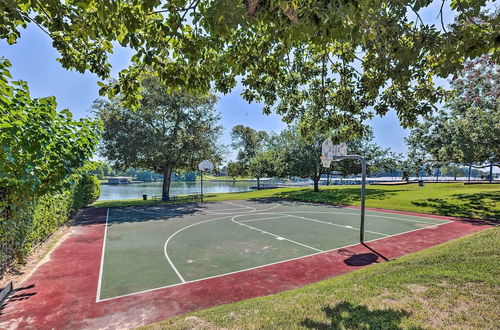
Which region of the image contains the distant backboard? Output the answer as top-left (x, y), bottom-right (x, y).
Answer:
top-left (198, 160), bottom-right (214, 172)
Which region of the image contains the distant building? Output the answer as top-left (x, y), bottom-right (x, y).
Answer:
top-left (107, 177), bottom-right (132, 184)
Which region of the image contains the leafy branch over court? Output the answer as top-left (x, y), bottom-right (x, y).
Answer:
top-left (1, 1), bottom-right (498, 130)
top-left (0, 58), bottom-right (101, 197)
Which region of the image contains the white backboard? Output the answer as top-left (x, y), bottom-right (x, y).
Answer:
top-left (322, 139), bottom-right (348, 161)
top-left (198, 160), bottom-right (214, 172)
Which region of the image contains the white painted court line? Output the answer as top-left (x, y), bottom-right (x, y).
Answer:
top-left (231, 216), bottom-right (323, 253)
top-left (206, 207), bottom-right (257, 211)
top-left (204, 201), bottom-right (264, 214)
top-left (97, 202), bottom-right (452, 302)
top-left (205, 202), bottom-right (280, 215)
top-left (164, 204), bottom-right (445, 285)
top-left (161, 203), bottom-right (281, 285)
top-left (95, 208), bottom-right (110, 302)
top-left (97, 218), bottom-right (452, 303)
top-left (284, 214), bottom-right (390, 237)
top-left (163, 214), bottom-right (236, 284)
top-left (225, 201), bottom-right (255, 210)
top-left (264, 210), bottom-right (446, 225)
top-left (233, 212), bottom-right (390, 238)
top-left (205, 209), bottom-right (256, 214)
top-left (239, 215), bottom-right (290, 223)
top-left (204, 205), bottom-right (257, 214)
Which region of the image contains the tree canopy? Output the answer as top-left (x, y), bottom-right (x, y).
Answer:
top-left (226, 161), bottom-right (246, 179)
top-left (252, 125), bottom-right (401, 191)
top-left (1, 0), bottom-right (498, 131)
top-left (230, 125), bottom-right (268, 174)
top-left (248, 150), bottom-right (279, 189)
top-left (406, 55), bottom-right (500, 172)
top-left (273, 127), bottom-right (326, 192)
top-left (95, 75), bottom-right (223, 200)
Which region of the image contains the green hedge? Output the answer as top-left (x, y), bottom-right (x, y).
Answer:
top-left (0, 175), bottom-right (100, 274)
top-left (73, 175), bottom-right (101, 211)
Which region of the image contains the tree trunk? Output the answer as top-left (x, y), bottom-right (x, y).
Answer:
top-left (162, 166), bottom-right (172, 201)
top-left (257, 177), bottom-right (260, 190)
top-left (313, 176), bottom-right (320, 192)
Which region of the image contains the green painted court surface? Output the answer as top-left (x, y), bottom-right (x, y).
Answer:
top-left (97, 200), bottom-right (450, 301)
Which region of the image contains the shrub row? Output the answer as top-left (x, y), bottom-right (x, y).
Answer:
top-left (0, 175), bottom-right (100, 275)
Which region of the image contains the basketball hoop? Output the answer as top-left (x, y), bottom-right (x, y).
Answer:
top-left (198, 160), bottom-right (214, 203)
top-left (320, 138), bottom-right (368, 246)
top-left (320, 155), bottom-right (332, 168)
top-left (198, 160), bottom-right (214, 172)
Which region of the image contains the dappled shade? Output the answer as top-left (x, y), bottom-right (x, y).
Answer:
top-left (300, 302), bottom-right (414, 329)
top-left (276, 188), bottom-right (402, 205)
top-left (412, 192), bottom-right (500, 223)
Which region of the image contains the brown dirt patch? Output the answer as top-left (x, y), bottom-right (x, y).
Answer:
top-left (175, 316), bottom-right (225, 330)
top-left (406, 283), bottom-right (429, 294)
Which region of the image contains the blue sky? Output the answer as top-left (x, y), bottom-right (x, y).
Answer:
top-left (0, 3), bottom-right (458, 159)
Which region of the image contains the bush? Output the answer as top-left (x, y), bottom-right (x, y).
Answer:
top-left (72, 175), bottom-right (101, 211)
top-left (0, 175), bottom-right (100, 274)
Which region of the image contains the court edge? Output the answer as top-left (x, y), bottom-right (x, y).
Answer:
top-left (96, 213), bottom-right (452, 303)
top-left (95, 208), bottom-right (109, 302)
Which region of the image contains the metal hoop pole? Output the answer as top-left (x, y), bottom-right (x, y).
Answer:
top-left (200, 171), bottom-right (203, 203)
top-left (332, 155), bottom-right (366, 243)
top-left (359, 156), bottom-right (366, 243)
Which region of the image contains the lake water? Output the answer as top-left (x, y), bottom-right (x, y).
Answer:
top-left (98, 176), bottom-right (491, 200)
top-left (98, 181), bottom-right (255, 200)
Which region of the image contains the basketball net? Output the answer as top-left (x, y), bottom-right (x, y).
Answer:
top-left (320, 155), bottom-right (332, 168)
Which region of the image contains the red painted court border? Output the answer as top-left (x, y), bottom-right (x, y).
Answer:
top-left (0, 204), bottom-right (492, 329)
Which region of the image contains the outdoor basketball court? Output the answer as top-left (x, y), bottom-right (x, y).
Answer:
top-left (97, 199), bottom-right (451, 301)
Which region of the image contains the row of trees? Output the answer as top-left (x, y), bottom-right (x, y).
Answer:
top-left (404, 56), bottom-right (499, 180)
top-left (93, 72), bottom-right (406, 199)
top-left (227, 125), bottom-right (401, 192)
top-left (1, 1), bottom-right (497, 278)
top-left (2, 1), bottom-right (498, 203)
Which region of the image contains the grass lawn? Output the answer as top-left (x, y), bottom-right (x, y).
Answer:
top-left (141, 226), bottom-right (500, 329)
top-left (93, 183), bottom-right (500, 222)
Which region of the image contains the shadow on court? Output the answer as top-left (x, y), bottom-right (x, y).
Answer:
top-left (1, 284), bottom-right (37, 316)
top-left (274, 188), bottom-right (403, 205)
top-left (300, 302), bottom-right (418, 329)
top-left (74, 203), bottom-right (208, 226)
top-left (411, 192), bottom-right (500, 223)
top-left (343, 253), bottom-right (379, 266)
